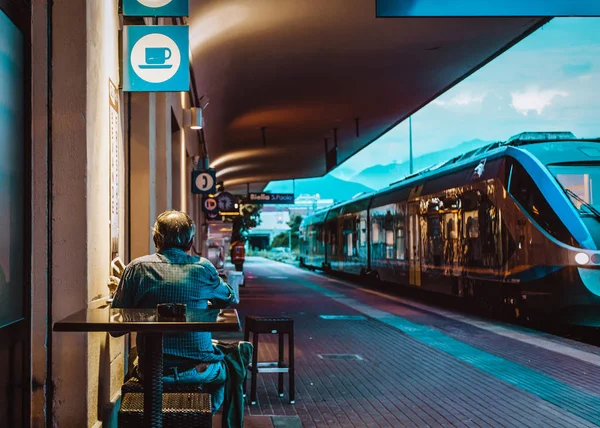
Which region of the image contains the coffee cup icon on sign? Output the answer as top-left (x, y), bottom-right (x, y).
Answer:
top-left (140, 47), bottom-right (172, 69)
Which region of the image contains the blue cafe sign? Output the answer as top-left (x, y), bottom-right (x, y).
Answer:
top-left (123, 0), bottom-right (189, 17)
top-left (123, 25), bottom-right (189, 92)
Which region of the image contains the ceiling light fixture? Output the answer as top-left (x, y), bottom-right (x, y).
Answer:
top-left (184, 107), bottom-right (203, 130)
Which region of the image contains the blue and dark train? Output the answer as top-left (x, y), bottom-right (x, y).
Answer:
top-left (299, 132), bottom-right (600, 324)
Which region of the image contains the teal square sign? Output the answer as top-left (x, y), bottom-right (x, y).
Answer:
top-left (123, 26), bottom-right (189, 92)
top-left (123, 0), bottom-right (189, 17)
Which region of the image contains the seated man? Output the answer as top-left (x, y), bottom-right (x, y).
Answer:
top-left (111, 210), bottom-right (235, 413)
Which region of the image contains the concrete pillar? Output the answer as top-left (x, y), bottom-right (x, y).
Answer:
top-left (50, 0), bottom-right (88, 426)
top-left (130, 93), bottom-right (151, 260)
top-left (30, 0), bottom-right (49, 425)
top-left (149, 93), bottom-right (157, 252)
top-left (171, 128), bottom-right (182, 213)
top-left (84, 0), bottom-right (125, 422)
top-left (155, 93), bottom-right (168, 214)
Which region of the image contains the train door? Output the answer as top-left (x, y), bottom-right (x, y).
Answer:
top-left (408, 186), bottom-right (423, 286)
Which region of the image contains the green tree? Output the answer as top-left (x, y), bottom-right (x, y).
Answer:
top-left (287, 213), bottom-right (303, 251)
top-left (271, 232), bottom-right (289, 248)
top-left (223, 201), bottom-right (263, 244)
top-left (269, 214), bottom-right (303, 251)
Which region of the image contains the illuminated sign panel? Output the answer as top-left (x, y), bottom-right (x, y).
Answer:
top-left (123, 25), bottom-right (189, 92)
top-left (376, 0), bottom-right (600, 17)
top-left (191, 169), bottom-right (216, 194)
top-left (248, 193), bottom-right (295, 204)
top-left (123, 0), bottom-right (189, 17)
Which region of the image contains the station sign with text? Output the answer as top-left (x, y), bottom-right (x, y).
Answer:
top-left (123, 25), bottom-right (189, 92)
top-left (248, 193), bottom-right (295, 205)
top-left (123, 0), bottom-right (189, 17)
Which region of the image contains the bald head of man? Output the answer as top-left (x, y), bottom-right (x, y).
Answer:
top-left (152, 210), bottom-right (196, 252)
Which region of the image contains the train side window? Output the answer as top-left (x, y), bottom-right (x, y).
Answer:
top-left (445, 214), bottom-right (458, 239)
top-left (509, 162), bottom-right (576, 246)
top-left (360, 219), bottom-right (367, 246)
top-left (372, 221), bottom-right (380, 243)
top-left (328, 224), bottom-right (337, 255)
top-left (463, 211), bottom-right (479, 239)
top-left (347, 232), bottom-right (353, 256)
top-left (428, 216), bottom-right (441, 238)
top-left (385, 230), bottom-right (394, 259)
top-left (396, 227), bottom-right (406, 260)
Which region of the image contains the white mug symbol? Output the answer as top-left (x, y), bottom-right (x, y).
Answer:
top-left (137, 0), bottom-right (173, 8)
top-left (131, 33), bottom-right (181, 83)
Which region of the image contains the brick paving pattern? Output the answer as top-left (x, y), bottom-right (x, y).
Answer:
top-left (215, 258), bottom-right (600, 427)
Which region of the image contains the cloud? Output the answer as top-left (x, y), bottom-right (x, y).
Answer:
top-left (432, 91), bottom-right (487, 107)
top-left (510, 86), bottom-right (568, 116)
top-left (562, 62), bottom-right (592, 78)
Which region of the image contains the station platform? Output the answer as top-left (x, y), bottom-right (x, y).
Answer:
top-left (213, 257), bottom-right (600, 427)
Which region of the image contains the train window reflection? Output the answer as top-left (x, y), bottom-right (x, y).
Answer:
top-left (372, 222), bottom-right (380, 243)
top-left (385, 230), bottom-right (394, 259)
top-left (464, 211), bottom-right (479, 238)
top-left (445, 214), bottom-right (458, 239)
top-left (347, 233), bottom-right (353, 256)
top-left (397, 228), bottom-right (405, 260)
top-left (549, 165), bottom-right (600, 213)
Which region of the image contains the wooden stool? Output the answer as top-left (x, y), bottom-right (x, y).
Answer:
top-left (244, 316), bottom-right (295, 405)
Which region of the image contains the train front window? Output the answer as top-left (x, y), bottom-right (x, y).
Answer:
top-left (548, 165), bottom-right (600, 217)
top-left (509, 161), bottom-right (578, 247)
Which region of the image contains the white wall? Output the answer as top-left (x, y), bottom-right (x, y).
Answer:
top-left (85, 1), bottom-right (124, 426)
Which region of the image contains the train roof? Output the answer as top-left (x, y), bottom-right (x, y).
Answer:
top-left (301, 131), bottom-right (600, 223)
top-left (386, 131), bottom-right (600, 188)
top-left (300, 207), bottom-right (330, 226)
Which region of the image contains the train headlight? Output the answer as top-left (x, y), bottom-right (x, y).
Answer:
top-left (575, 252), bottom-right (590, 265)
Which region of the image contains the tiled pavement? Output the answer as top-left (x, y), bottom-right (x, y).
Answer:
top-left (214, 257), bottom-right (600, 427)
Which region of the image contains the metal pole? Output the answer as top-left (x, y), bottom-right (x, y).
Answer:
top-left (409, 116), bottom-right (413, 174)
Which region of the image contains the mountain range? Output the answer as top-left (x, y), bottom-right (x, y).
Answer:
top-left (350, 138), bottom-right (493, 190)
top-left (266, 174), bottom-right (374, 202)
top-left (266, 138), bottom-right (493, 202)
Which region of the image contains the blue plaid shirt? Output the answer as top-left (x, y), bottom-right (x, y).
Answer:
top-left (112, 248), bottom-right (235, 365)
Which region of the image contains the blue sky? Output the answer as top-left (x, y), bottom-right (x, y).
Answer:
top-left (328, 17), bottom-right (600, 182)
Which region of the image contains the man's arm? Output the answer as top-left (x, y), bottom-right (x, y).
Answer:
top-left (110, 264), bottom-right (138, 337)
top-left (111, 263), bottom-right (137, 308)
top-left (200, 259), bottom-right (235, 308)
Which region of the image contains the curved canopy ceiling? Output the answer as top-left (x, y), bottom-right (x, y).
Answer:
top-left (188, 0), bottom-right (547, 192)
